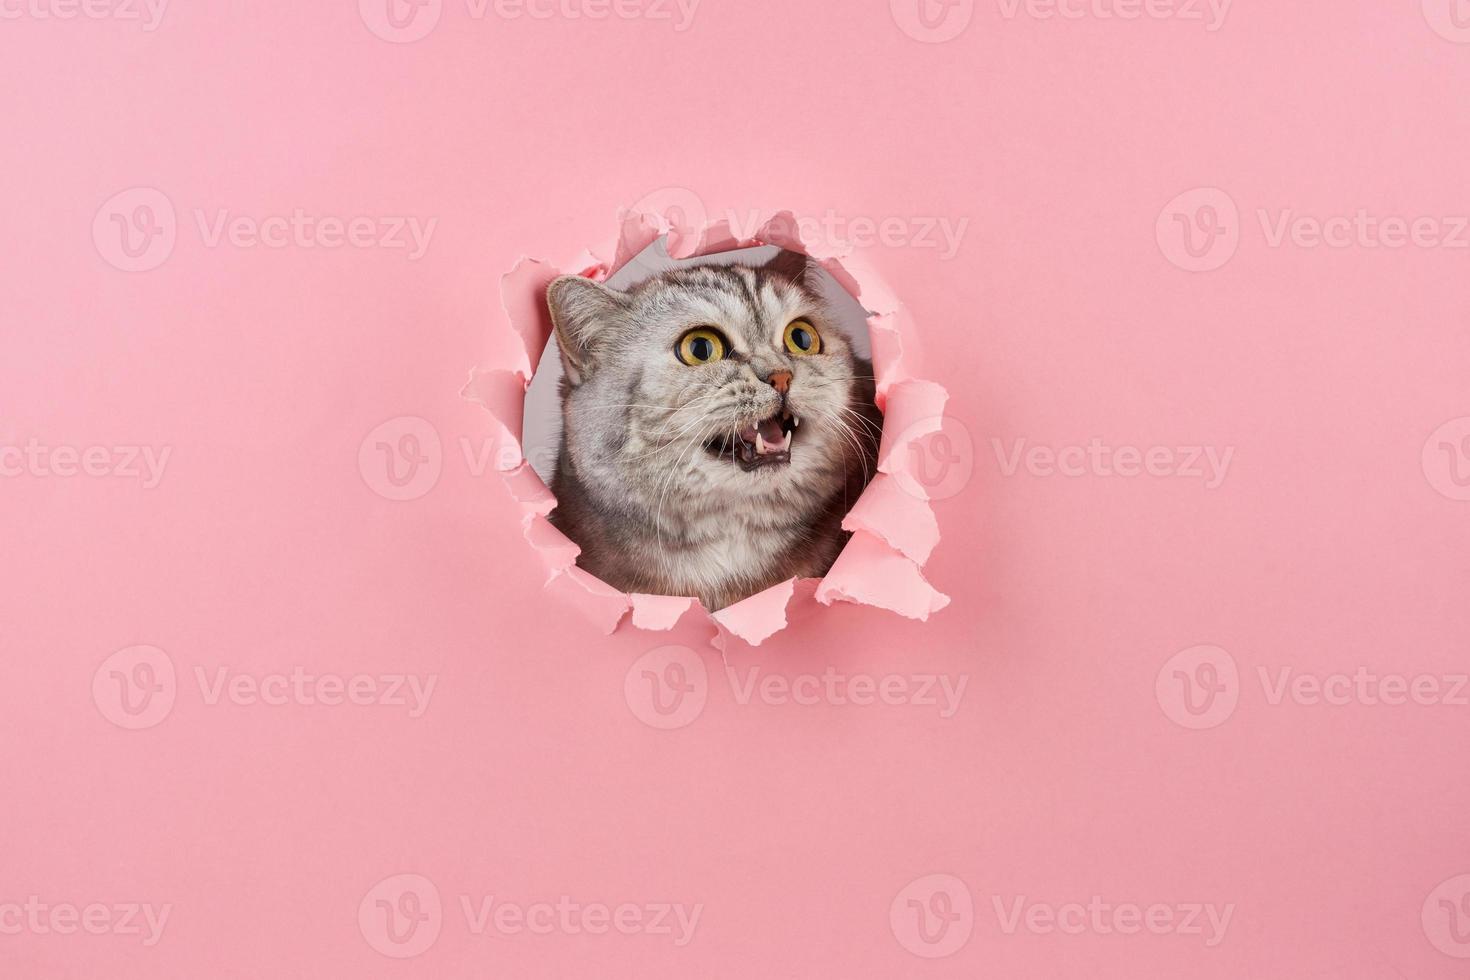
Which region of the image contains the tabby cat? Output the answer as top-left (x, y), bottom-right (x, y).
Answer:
top-left (545, 250), bottom-right (881, 610)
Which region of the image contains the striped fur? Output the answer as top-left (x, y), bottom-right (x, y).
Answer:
top-left (545, 253), bottom-right (881, 611)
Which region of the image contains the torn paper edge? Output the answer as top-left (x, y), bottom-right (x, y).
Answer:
top-left (461, 206), bottom-right (952, 649)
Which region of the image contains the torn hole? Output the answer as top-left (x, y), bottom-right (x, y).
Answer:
top-left (464, 207), bottom-right (949, 646)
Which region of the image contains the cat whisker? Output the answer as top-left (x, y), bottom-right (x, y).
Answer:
top-left (835, 405), bottom-right (884, 443)
top-left (653, 413), bottom-right (720, 549)
top-left (814, 405), bottom-right (873, 489)
top-left (618, 392), bottom-right (730, 462)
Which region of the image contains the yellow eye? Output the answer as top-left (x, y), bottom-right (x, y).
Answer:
top-left (783, 320), bottom-right (821, 355)
top-left (677, 328), bottom-right (727, 365)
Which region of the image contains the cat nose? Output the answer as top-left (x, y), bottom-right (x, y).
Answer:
top-left (767, 370), bottom-right (793, 394)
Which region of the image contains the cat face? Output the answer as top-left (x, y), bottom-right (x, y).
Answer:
top-left (546, 252), bottom-right (872, 523)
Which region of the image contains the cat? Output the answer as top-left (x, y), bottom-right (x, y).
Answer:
top-left (544, 249), bottom-right (882, 611)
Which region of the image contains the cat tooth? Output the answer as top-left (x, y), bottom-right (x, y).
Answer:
top-left (792, 414), bottom-right (800, 428)
top-left (782, 430), bottom-right (792, 452)
top-left (755, 432), bottom-right (768, 454)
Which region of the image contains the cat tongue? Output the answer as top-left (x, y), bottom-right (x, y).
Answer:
top-left (753, 416), bottom-right (786, 455)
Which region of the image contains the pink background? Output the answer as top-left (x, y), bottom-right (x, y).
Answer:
top-left (3, 0), bottom-right (1470, 976)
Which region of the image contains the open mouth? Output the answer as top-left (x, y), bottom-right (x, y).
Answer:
top-left (705, 410), bottom-right (799, 471)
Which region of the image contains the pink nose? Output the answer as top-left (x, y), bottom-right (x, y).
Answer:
top-left (767, 370), bottom-right (792, 394)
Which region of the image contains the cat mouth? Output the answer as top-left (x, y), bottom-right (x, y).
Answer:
top-left (705, 410), bottom-right (799, 471)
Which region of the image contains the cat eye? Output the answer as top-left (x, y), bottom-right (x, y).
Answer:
top-left (783, 320), bottom-right (821, 355)
top-left (676, 328), bottom-right (728, 365)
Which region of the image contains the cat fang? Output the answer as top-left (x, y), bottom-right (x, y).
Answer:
top-left (705, 409), bottom-right (799, 470)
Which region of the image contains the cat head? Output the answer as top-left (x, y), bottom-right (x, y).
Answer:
top-left (545, 250), bottom-right (871, 516)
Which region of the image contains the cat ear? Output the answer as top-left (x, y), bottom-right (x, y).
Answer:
top-left (763, 248), bottom-right (814, 286)
top-left (546, 276), bottom-right (626, 384)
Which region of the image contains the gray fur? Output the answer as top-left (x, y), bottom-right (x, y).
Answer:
top-left (546, 252), bottom-right (881, 611)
